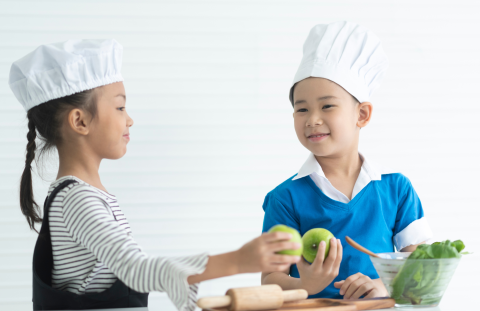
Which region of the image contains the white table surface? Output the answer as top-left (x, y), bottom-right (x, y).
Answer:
top-left (48, 254), bottom-right (480, 311)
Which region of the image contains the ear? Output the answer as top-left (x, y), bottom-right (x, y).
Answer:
top-left (357, 102), bottom-right (373, 128)
top-left (67, 108), bottom-right (91, 136)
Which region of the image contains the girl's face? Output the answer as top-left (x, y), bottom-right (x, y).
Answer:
top-left (292, 77), bottom-right (369, 157)
top-left (89, 82), bottom-right (133, 159)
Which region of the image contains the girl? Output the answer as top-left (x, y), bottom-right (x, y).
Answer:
top-left (9, 39), bottom-right (301, 310)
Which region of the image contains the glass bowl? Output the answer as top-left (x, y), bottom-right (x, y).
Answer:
top-left (370, 252), bottom-right (461, 308)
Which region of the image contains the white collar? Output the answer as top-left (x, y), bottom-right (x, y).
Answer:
top-left (292, 152), bottom-right (398, 182)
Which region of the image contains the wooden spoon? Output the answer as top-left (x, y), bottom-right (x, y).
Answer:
top-left (345, 236), bottom-right (380, 258)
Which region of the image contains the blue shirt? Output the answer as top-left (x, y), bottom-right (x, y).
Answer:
top-left (262, 173), bottom-right (425, 299)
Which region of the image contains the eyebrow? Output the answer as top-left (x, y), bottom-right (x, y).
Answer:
top-left (116, 94), bottom-right (126, 100)
top-left (294, 95), bottom-right (337, 106)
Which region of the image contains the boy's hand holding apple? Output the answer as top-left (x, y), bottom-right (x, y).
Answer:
top-left (296, 237), bottom-right (343, 295)
top-left (235, 231), bottom-right (301, 274)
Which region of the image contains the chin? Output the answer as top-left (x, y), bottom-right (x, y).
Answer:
top-left (107, 149), bottom-right (127, 160)
top-left (310, 150), bottom-right (331, 157)
top-left (118, 149), bottom-right (127, 159)
top-left (303, 142), bottom-right (329, 156)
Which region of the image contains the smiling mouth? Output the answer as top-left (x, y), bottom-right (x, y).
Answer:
top-left (308, 133), bottom-right (329, 138)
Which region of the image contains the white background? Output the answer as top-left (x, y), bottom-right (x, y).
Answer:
top-left (0, 0), bottom-right (479, 310)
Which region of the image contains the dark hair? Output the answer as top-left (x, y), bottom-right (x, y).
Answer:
top-left (20, 89), bottom-right (97, 232)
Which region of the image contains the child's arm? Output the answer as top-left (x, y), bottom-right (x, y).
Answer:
top-left (400, 241), bottom-right (425, 252)
top-left (61, 186), bottom-right (300, 311)
top-left (188, 232), bottom-right (301, 284)
top-left (262, 238), bottom-right (343, 295)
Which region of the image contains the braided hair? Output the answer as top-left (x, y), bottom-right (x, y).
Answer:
top-left (20, 89), bottom-right (97, 232)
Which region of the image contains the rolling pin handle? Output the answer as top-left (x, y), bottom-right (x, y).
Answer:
top-left (196, 295), bottom-right (232, 309)
top-left (282, 289), bottom-right (309, 302)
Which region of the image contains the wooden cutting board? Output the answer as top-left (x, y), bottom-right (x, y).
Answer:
top-left (201, 297), bottom-right (395, 311)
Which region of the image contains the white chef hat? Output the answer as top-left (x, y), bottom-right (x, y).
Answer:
top-left (289, 21), bottom-right (388, 105)
top-left (9, 39), bottom-right (123, 111)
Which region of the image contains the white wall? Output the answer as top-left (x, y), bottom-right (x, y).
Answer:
top-left (0, 0), bottom-right (479, 310)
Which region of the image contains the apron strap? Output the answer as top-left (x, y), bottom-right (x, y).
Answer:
top-left (34, 179), bottom-right (77, 286)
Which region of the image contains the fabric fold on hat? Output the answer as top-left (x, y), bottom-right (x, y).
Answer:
top-left (289, 21), bottom-right (389, 105)
top-left (9, 39), bottom-right (123, 111)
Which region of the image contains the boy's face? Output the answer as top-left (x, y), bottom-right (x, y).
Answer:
top-left (292, 77), bottom-right (371, 157)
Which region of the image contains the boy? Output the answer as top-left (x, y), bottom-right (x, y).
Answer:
top-left (261, 21), bottom-right (433, 300)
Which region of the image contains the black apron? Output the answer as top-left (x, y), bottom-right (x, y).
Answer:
top-left (32, 179), bottom-right (149, 310)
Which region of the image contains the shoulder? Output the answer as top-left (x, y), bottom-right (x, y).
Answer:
top-left (263, 174), bottom-right (312, 207)
top-left (380, 172), bottom-right (412, 185)
top-left (50, 180), bottom-right (109, 211)
top-left (63, 183), bottom-right (105, 200)
top-left (382, 173), bottom-right (412, 185)
top-left (378, 173), bottom-right (416, 196)
top-left (267, 173), bottom-right (311, 195)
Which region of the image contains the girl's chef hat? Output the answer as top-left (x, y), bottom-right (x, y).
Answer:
top-left (9, 39), bottom-right (123, 111)
top-left (289, 21), bottom-right (389, 105)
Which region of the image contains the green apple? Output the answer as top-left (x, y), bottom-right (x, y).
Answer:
top-left (268, 224), bottom-right (303, 256)
top-left (302, 228), bottom-right (335, 263)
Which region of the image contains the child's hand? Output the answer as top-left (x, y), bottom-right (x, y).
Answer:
top-left (334, 273), bottom-right (388, 299)
top-left (236, 232), bottom-right (301, 274)
top-left (296, 238), bottom-right (343, 295)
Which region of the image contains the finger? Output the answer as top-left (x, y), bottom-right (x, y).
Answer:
top-left (340, 274), bottom-right (360, 295)
top-left (269, 254), bottom-right (301, 264)
top-left (349, 282), bottom-right (374, 300)
top-left (311, 241), bottom-right (327, 269)
top-left (344, 276), bottom-right (366, 299)
top-left (344, 276), bottom-right (370, 299)
top-left (332, 239), bottom-right (343, 277)
top-left (269, 241), bottom-right (302, 253)
top-left (334, 239), bottom-right (343, 267)
top-left (364, 289), bottom-right (380, 299)
top-left (333, 280), bottom-right (345, 288)
top-left (339, 273), bottom-right (362, 296)
top-left (263, 232), bottom-right (293, 242)
top-left (323, 237), bottom-right (338, 268)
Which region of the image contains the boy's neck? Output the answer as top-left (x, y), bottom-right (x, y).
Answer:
top-left (314, 149), bottom-right (363, 200)
top-left (314, 148), bottom-right (363, 182)
top-left (56, 144), bottom-right (107, 192)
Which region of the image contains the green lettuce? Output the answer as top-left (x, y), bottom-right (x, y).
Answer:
top-left (390, 240), bottom-right (465, 305)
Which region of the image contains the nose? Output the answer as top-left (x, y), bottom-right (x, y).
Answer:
top-left (306, 111), bottom-right (323, 127)
top-left (126, 112), bottom-right (134, 127)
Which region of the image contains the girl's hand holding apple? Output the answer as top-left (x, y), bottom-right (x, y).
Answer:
top-left (296, 238), bottom-right (343, 295)
top-left (236, 232), bottom-right (302, 274)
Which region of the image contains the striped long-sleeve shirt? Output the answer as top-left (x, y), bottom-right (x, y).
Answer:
top-left (48, 175), bottom-right (208, 311)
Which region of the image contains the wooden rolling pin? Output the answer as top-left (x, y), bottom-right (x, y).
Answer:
top-left (196, 284), bottom-right (308, 311)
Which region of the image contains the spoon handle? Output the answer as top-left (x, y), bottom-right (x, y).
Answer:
top-left (345, 236), bottom-right (380, 258)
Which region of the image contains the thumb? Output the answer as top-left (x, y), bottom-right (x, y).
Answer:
top-left (333, 280), bottom-right (345, 288)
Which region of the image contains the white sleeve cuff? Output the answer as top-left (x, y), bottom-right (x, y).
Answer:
top-left (167, 253), bottom-right (209, 311)
top-left (393, 217), bottom-right (433, 251)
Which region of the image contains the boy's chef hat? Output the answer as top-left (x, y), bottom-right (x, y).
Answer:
top-left (9, 39), bottom-right (123, 111)
top-left (289, 21), bottom-right (388, 105)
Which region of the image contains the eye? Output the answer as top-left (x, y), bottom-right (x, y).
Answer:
top-left (322, 104), bottom-right (333, 109)
top-left (117, 107), bottom-right (125, 111)
top-left (296, 108), bottom-right (308, 113)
